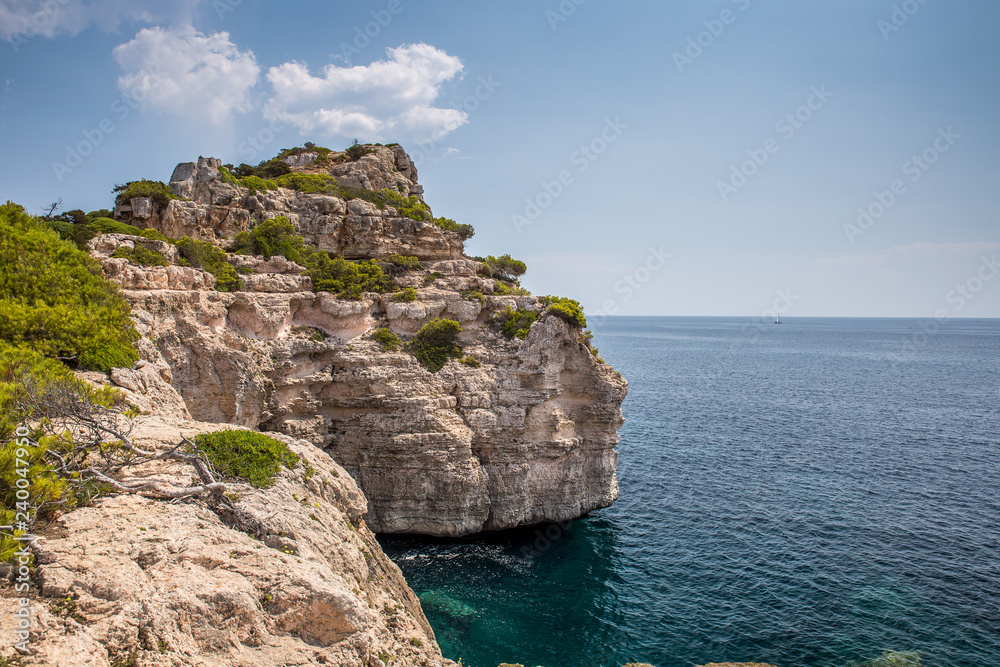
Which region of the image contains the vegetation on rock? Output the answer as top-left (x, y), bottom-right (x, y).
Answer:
top-left (193, 429), bottom-right (298, 489)
top-left (498, 306), bottom-right (538, 340)
top-left (0, 202), bottom-right (140, 371)
top-left (374, 327), bottom-right (401, 352)
top-left (479, 254), bottom-right (527, 283)
top-left (113, 179), bottom-right (178, 209)
top-left (407, 318), bottom-right (463, 372)
top-left (542, 296), bottom-right (587, 328)
top-left (228, 216), bottom-right (395, 299)
top-left (111, 245), bottom-right (169, 267)
top-left (393, 287), bottom-right (417, 303)
top-left (176, 237), bottom-right (243, 292)
top-left (431, 215), bottom-right (475, 240)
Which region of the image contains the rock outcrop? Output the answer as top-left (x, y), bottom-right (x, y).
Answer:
top-left (117, 148), bottom-right (460, 260)
top-left (0, 412), bottom-right (457, 667)
top-left (100, 144), bottom-right (628, 538)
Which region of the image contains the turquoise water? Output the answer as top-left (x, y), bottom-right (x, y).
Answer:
top-left (379, 317), bottom-right (1000, 667)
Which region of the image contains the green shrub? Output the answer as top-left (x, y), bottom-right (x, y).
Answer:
top-left (87, 209), bottom-right (113, 220)
top-left (431, 216), bottom-right (475, 240)
top-left (90, 218), bottom-right (143, 236)
top-left (393, 287), bottom-right (417, 303)
top-left (44, 219), bottom-right (76, 242)
top-left (461, 291), bottom-right (485, 305)
top-left (459, 355), bottom-right (481, 368)
top-left (241, 175), bottom-right (279, 192)
top-left (176, 237), bottom-right (243, 292)
top-left (345, 141), bottom-right (375, 161)
top-left (140, 228), bottom-right (174, 244)
top-left (0, 202), bottom-right (139, 371)
top-left (579, 329), bottom-right (602, 361)
top-left (193, 429), bottom-right (298, 489)
top-left (307, 254), bottom-right (394, 299)
top-left (481, 254), bottom-right (527, 282)
top-left (542, 296), bottom-right (587, 328)
top-left (374, 328), bottom-right (400, 352)
top-left (230, 217), bottom-right (305, 261)
top-left (498, 306), bottom-right (537, 340)
top-left (226, 216), bottom-right (395, 299)
top-left (380, 255), bottom-right (425, 273)
top-left (423, 272), bottom-right (443, 285)
top-left (381, 189), bottom-right (430, 221)
top-left (0, 343), bottom-right (129, 561)
top-left (492, 281), bottom-right (531, 297)
top-left (113, 180), bottom-right (178, 209)
top-left (407, 319), bottom-right (462, 373)
top-left (276, 173), bottom-right (340, 195)
top-left (111, 245), bottom-right (169, 267)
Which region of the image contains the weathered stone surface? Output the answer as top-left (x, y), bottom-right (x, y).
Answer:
top-left (0, 416), bottom-right (455, 667)
top-left (121, 146), bottom-right (463, 260)
top-left (99, 258), bottom-right (216, 291)
top-left (118, 285), bottom-right (626, 537)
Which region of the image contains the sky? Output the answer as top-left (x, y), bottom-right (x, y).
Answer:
top-left (1, 0), bottom-right (998, 318)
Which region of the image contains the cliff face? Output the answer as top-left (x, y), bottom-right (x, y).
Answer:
top-left (0, 412), bottom-right (456, 667)
top-left (101, 145), bottom-right (627, 537)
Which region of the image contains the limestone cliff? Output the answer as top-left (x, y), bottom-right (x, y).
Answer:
top-left (0, 410), bottom-right (457, 667)
top-left (100, 144), bottom-right (628, 537)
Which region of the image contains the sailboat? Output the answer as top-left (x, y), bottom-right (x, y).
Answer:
top-left (775, 315), bottom-right (781, 324)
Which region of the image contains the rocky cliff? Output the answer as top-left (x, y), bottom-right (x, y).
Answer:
top-left (100, 144), bottom-right (628, 537)
top-left (1, 388), bottom-right (456, 666)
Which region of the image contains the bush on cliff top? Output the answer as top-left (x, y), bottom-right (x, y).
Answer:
top-left (407, 318), bottom-right (462, 373)
top-left (479, 254), bottom-right (527, 283)
top-left (113, 179), bottom-right (178, 209)
top-left (542, 296), bottom-right (587, 328)
top-left (193, 429), bottom-right (298, 489)
top-left (431, 215), bottom-right (475, 240)
top-left (0, 202), bottom-right (140, 371)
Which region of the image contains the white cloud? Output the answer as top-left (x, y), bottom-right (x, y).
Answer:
top-left (0, 0), bottom-right (202, 39)
top-left (264, 43), bottom-right (468, 142)
top-left (114, 25), bottom-right (259, 124)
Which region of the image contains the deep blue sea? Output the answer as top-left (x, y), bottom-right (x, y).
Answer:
top-left (379, 317), bottom-right (1000, 667)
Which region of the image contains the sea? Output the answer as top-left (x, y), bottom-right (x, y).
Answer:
top-left (379, 317), bottom-right (1000, 667)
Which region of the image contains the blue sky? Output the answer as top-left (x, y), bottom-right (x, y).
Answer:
top-left (2, 0), bottom-right (998, 317)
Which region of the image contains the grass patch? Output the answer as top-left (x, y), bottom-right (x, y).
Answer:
top-left (194, 429), bottom-right (299, 489)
